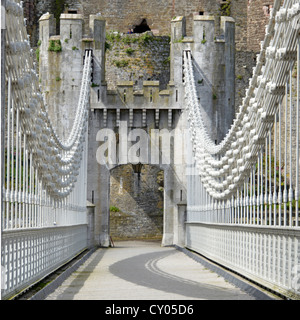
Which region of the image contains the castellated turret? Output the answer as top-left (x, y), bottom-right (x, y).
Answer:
top-left (171, 15), bottom-right (235, 143)
top-left (38, 13), bottom-right (106, 141)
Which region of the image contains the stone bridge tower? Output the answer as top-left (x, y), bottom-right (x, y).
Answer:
top-left (38, 13), bottom-right (235, 248)
top-left (170, 16), bottom-right (236, 226)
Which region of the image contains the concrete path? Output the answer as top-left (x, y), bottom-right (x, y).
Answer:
top-left (45, 241), bottom-right (260, 300)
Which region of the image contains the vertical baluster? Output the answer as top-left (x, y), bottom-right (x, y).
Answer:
top-left (231, 195), bottom-right (234, 224)
top-left (273, 113), bottom-right (277, 226)
top-left (22, 134), bottom-right (26, 228)
top-left (257, 155), bottom-right (260, 224)
top-left (260, 149), bottom-right (264, 225)
top-left (243, 182), bottom-right (246, 224)
top-left (278, 102), bottom-right (282, 226)
top-left (250, 169), bottom-right (253, 224)
top-left (269, 130), bottom-right (272, 225)
top-left (15, 108), bottom-right (19, 228)
top-left (10, 98), bottom-right (14, 229)
top-left (237, 189), bottom-right (240, 224)
top-left (34, 169), bottom-right (38, 227)
top-left (289, 66), bottom-right (294, 227)
top-left (253, 166), bottom-right (256, 225)
top-left (295, 39), bottom-right (299, 227)
top-left (283, 83), bottom-right (288, 226)
top-left (246, 178), bottom-right (249, 224)
top-left (6, 77), bottom-right (11, 230)
top-left (25, 145), bottom-right (29, 228)
top-left (18, 132), bottom-right (22, 228)
top-left (265, 137), bottom-right (269, 225)
top-left (29, 153), bottom-right (33, 228)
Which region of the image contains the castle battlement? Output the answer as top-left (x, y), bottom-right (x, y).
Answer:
top-left (39, 13), bottom-right (105, 51)
top-left (171, 15), bottom-right (235, 45)
top-left (93, 80), bottom-right (179, 110)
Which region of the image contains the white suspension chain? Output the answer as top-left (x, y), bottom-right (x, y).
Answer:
top-left (5, 0), bottom-right (92, 199)
top-left (184, 0), bottom-right (300, 200)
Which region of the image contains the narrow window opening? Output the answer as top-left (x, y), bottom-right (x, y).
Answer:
top-left (150, 89), bottom-right (153, 102)
top-left (97, 89), bottom-right (100, 102)
top-left (176, 90), bottom-right (178, 102)
top-left (203, 25), bottom-right (206, 41)
top-left (199, 11), bottom-right (204, 15)
top-left (180, 190), bottom-right (183, 201)
top-left (70, 25), bottom-right (72, 39)
top-left (68, 10), bottom-right (78, 14)
top-left (124, 89), bottom-right (126, 102)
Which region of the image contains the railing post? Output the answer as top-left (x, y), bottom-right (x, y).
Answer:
top-left (86, 201), bottom-right (95, 249)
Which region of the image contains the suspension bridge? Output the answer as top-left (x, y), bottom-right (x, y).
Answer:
top-left (1, 0), bottom-right (300, 300)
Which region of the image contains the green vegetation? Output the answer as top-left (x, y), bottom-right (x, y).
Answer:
top-left (163, 56), bottom-right (170, 65)
top-left (110, 206), bottom-right (120, 212)
top-left (36, 40), bottom-right (41, 62)
top-left (35, 48), bottom-right (40, 62)
top-left (48, 39), bottom-right (62, 52)
top-left (125, 47), bottom-right (135, 56)
top-left (113, 59), bottom-right (129, 68)
top-left (138, 33), bottom-right (153, 45)
top-left (201, 39), bottom-right (207, 44)
top-left (122, 35), bottom-right (138, 45)
top-left (55, 76), bottom-right (61, 81)
top-left (173, 37), bottom-right (184, 43)
top-left (236, 74), bottom-right (243, 80)
top-left (106, 31), bottom-right (121, 43)
top-left (220, 1), bottom-right (231, 16)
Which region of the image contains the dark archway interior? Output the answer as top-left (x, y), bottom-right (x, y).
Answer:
top-left (109, 164), bottom-right (164, 241)
top-left (133, 19), bottom-right (151, 33)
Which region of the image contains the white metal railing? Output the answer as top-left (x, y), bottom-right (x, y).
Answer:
top-left (185, 0), bottom-right (300, 299)
top-left (1, 0), bottom-right (91, 299)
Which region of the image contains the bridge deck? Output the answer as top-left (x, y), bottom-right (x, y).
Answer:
top-left (32, 241), bottom-right (277, 300)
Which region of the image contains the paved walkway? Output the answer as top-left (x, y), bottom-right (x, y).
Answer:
top-left (45, 241), bottom-right (263, 300)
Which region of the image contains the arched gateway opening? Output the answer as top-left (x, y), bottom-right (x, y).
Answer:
top-left (109, 164), bottom-right (164, 241)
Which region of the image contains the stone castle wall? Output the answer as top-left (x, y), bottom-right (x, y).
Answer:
top-left (24, 0), bottom-right (274, 52)
top-left (105, 32), bottom-right (170, 91)
top-left (247, 0), bottom-right (274, 52)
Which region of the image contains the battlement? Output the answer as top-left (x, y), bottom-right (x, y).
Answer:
top-left (93, 80), bottom-right (179, 110)
top-left (39, 12), bottom-right (105, 48)
top-left (171, 15), bottom-right (235, 44)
